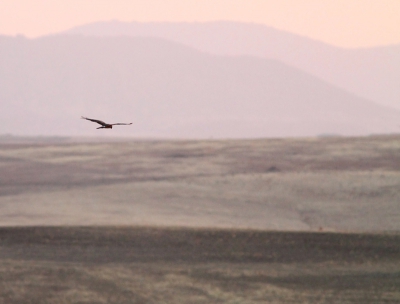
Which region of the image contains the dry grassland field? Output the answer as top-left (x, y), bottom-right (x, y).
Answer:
top-left (0, 135), bottom-right (400, 303)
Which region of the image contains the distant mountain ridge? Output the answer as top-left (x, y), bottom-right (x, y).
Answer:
top-left (67, 21), bottom-right (400, 110)
top-left (0, 34), bottom-right (399, 138)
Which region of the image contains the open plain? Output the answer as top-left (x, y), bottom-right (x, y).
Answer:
top-left (0, 134), bottom-right (400, 303)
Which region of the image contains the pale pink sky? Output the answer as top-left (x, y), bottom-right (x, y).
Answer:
top-left (0, 0), bottom-right (399, 48)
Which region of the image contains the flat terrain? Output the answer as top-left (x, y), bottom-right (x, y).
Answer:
top-left (0, 135), bottom-right (400, 230)
top-left (0, 135), bottom-right (400, 303)
top-left (0, 227), bottom-right (399, 303)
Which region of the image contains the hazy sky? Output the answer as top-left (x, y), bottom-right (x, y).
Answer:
top-left (0, 0), bottom-right (399, 48)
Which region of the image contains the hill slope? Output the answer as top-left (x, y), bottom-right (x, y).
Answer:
top-left (68, 21), bottom-right (400, 110)
top-left (0, 34), bottom-right (399, 137)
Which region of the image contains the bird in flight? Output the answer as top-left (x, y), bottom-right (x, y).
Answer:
top-left (81, 116), bottom-right (132, 129)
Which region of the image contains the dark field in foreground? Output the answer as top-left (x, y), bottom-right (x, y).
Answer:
top-left (0, 227), bottom-right (399, 303)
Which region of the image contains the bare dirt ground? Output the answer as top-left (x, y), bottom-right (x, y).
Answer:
top-left (0, 135), bottom-right (400, 303)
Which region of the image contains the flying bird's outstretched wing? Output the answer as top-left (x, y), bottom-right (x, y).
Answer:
top-left (81, 116), bottom-right (132, 129)
top-left (81, 116), bottom-right (107, 126)
top-left (111, 123), bottom-right (133, 126)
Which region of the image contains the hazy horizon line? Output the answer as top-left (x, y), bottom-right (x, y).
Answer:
top-left (3, 19), bottom-right (400, 50)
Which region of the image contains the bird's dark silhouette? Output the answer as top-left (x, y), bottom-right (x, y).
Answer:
top-left (81, 116), bottom-right (132, 129)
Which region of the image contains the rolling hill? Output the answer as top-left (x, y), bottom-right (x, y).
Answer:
top-left (0, 34), bottom-right (399, 138)
top-left (67, 21), bottom-right (400, 110)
